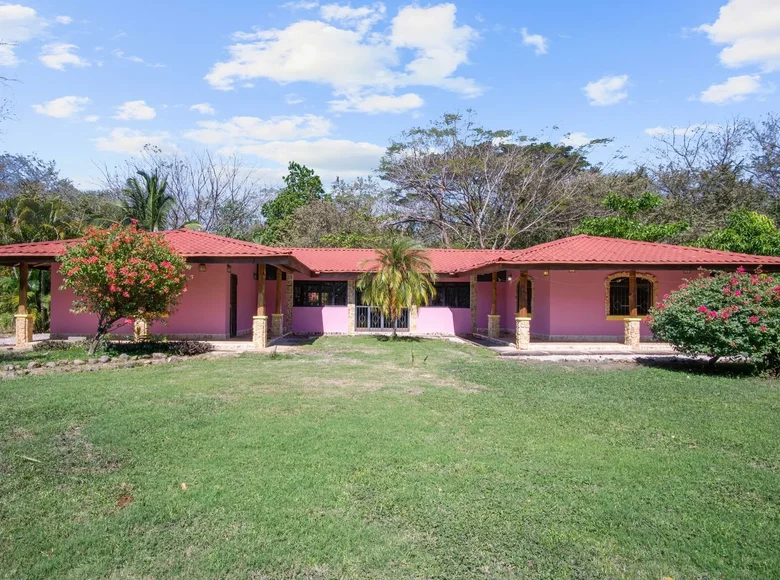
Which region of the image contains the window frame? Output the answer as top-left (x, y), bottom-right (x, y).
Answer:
top-left (293, 281), bottom-right (348, 307)
top-left (604, 272), bottom-right (658, 320)
top-left (429, 282), bottom-right (471, 309)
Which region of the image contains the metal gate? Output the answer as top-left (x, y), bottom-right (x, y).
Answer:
top-left (355, 305), bottom-right (409, 330)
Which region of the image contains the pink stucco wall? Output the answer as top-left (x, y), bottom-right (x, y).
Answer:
top-left (416, 307), bottom-right (471, 334)
top-left (292, 307), bottom-right (349, 333)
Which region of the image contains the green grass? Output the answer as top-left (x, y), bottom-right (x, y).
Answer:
top-left (1, 337), bottom-right (778, 578)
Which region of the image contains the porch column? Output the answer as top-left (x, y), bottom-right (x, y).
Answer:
top-left (624, 270), bottom-right (640, 349)
top-left (347, 279), bottom-right (356, 335)
top-left (14, 263), bottom-right (33, 348)
top-left (134, 319), bottom-right (149, 341)
top-left (515, 271), bottom-right (531, 350)
top-left (409, 305), bottom-right (418, 333)
top-left (469, 275), bottom-right (477, 334)
top-left (253, 264), bottom-right (268, 349)
top-left (487, 271), bottom-right (500, 339)
top-left (284, 272), bottom-right (294, 334)
top-left (271, 271), bottom-right (284, 338)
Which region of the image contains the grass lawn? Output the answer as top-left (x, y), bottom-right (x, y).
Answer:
top-left (1, 337), bottom-right (778, 578)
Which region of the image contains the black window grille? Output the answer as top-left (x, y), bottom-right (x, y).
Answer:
top-left (293, 281), bottom-right (347, 307)
top-left (476, 270), bottom-right (508, 282)
top-left (609, 277), bottom-right (652, 316)
top-left (430, 283), bottom-right (471, 309)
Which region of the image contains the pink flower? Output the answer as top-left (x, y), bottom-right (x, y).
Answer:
top-left (737, 266), bottom-right (746, 273)
top-left (697, 305), bottom-right (708, 313)
top-left (708, 311), bottom-right (719, 319)
top-left (735, 290), bottom-right (742, 296)
top-left (760, 325), bottom-right (768, 333)
top-left (749, 316), bottom-right (760, 324)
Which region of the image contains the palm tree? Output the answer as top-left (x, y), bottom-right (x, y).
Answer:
top-left (357, 238), bottom-right (437, 338)
top-left (119, 170), bottom-right (174, 231)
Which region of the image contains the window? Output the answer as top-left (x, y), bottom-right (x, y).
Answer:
top-left (266, 265), bottom-right (286, 281)
top-left (476, 270), bottom-right (508, 282)
top-left (430, 282), bottom-right (471, 308)
top-left (515, 279), bottom-right (534, 315)
top-left (607, 274), bottom-right (655, 317)
top-left (293, 281), bottom-right (347, 307)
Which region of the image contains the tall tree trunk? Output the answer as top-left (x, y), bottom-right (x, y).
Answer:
top-left (392, 316), bottom-right (398, 339)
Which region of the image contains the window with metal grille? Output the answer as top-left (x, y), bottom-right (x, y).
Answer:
top-left (293, 281), bottom-right (347, 307)
top-left (430, 283), bottom-right (471, 308)
top-left (515, 279), bottom-right (534, 314)
top-left (608, 277), bottom-right (652, 316)
top-left (476, 270), bottom-right (508, 282)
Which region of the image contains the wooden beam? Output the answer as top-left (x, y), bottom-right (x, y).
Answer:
top-left (257, 264), bottom-right (266, 316)
top-left (18, 263), bottom-right (28, 314)
top-left (517, 271), bottom-right (528, 317)
top-left (629, 270), bottom-right (637, 317)
top-left (275, 272), bottom-right (283, 315)
top-left (491, 272), bottom-right (498, 316)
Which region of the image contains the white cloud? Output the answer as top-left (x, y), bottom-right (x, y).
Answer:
top-left (55, 15), bottom-right (73, 25)
top-left (583, 74), bottom-right (629, 106)
top-left (39, 43), bottom-right (90, 70)
top-left (84, 115), bottom-right (100, 123)
top-left (190, 103), bottom-right (216, 115)
top-left (698, 0), bottom-right (780, 71)
top-left (699, 74), bottom-right (771, 103)
top-left (329, 91), bottom-right (423, 113)
top-left (93, 128), bottom-right (176, 154)
top-left (112, 49), bottom-right (165, 68)
top-left (113, 100), bottom-right (157, 120)
top-left (320, 2), bottom-right (385, 33)
top-left (644, 123), bottom-right (719, 136)
top-left (32, 96), bottom-right (90, 118)
top-left (560, 132), bottom-right (590, 147)
top-left (520, 27), bottom-right (548, 55)
top-left (0, 4), bottom-right (47, 66)
top-left (285, 93), bottom-right (305, 104)
top-left (205, 3), bottom-right (481, 111)
top-left (185, 114), bottom-right (333, 145)
top-left (281, 1), bottom-right (319, 9)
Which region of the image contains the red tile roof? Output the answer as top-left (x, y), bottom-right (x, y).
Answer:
top-left (288, 247), bottom-right (513, 275)
top-left (497, 235), bottom-right (780, 268)
top-left (0, 229), bottom-right (289, 260)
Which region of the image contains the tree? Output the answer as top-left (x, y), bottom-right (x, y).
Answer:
top-left (696, 210), bottom-right (780, 256)
top-left (280, 177), bottom-right (387, 247)
top-left (58, 223), bottom-right (189, 354)
top-left (574, 192), bottom-right (688, 242)
top-left (118, 170), bottom-right (176, 231)
top-left (257, 162), bottom-right (327, 244)
top-left (380, 112), bottom-right (606, 249)
top-left (648, 268), bottom-right (780, 372)
top-left (357, 238), bottom-right (437, 338)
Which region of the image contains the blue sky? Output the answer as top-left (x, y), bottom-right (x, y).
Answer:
top-left (1, 0), bottom-right (778, 189)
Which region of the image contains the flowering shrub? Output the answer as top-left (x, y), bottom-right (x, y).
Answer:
top-left (58, 223), bottom-right (188, 354)
top-left (648, 267), bottom-right (780, 370)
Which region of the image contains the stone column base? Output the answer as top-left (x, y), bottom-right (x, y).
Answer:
top-left (253, 316), bottom-right (268, 349)
top-left (271, 313), bottom-right (284, 338)
top-left (515, 317), bottom-right (532, 350)
top-left (487, 314), bottom-right (501, 339)
top-left (134, 319), bottom-right (149, 341)
top-left (14, 314), bottom-right (34, 347)
top-left (624, 317), bottom-right (642, 349)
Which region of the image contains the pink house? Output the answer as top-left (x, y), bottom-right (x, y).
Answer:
top-left (2, 230), bottom-right (779, 350)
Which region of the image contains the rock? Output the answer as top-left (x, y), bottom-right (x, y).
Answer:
top-left (123, 362), bottom-right (135, 369)
top-left (27, 361), bottom-right (41, 369)
top-left (45, 362), bottom-right (57, 368)
top-left (4, 365), bottom-right (13, 371)
top-left (87, 359), bottom-right (98, 365)
top-left (2, 371), bottom-right (16, 378)
top-left (98, 356), bottom-right (111, 364)
top-left (57, 360), bottom-right (69, 366)
top-left (167, 356), bottom-right (180, 363)
top-left (139, 354), bottom-right (152, 360)
top-left (151, 352), bottom-right (166, 360)
top-left (130, 356), bottom-right (139, 361)
top-left (142, 360), bottom-right (153, 366)
top-left (72, 359), bottom-right (85, 366)
top-left (118, 353), bottom-right (130, 361)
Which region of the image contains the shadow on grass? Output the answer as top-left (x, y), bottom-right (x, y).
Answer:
top-left (374, 335), bottom-right (422, 343)
top-left (635, 356), bottom-right (761, 378)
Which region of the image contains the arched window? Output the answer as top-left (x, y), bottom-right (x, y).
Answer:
top-left (605, 273), bottom-right (657, 317)
top-left (516, 277), bottom-right (534, 316)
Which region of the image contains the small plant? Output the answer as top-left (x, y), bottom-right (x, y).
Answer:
top-left (108, 340), bottom-right (213, 357)
top-left (648, 267), bottom-right (780, 372)
top-left (32, 340), bottom-right (80, 352)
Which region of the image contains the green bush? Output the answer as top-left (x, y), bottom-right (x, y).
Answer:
top-left (109, 340), bottom-right (214, 357)
top-left (648, 268), bottom-right (780, 371)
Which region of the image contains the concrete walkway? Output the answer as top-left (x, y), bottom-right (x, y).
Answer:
top-left (465, 335), bottom-right (680, 361)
